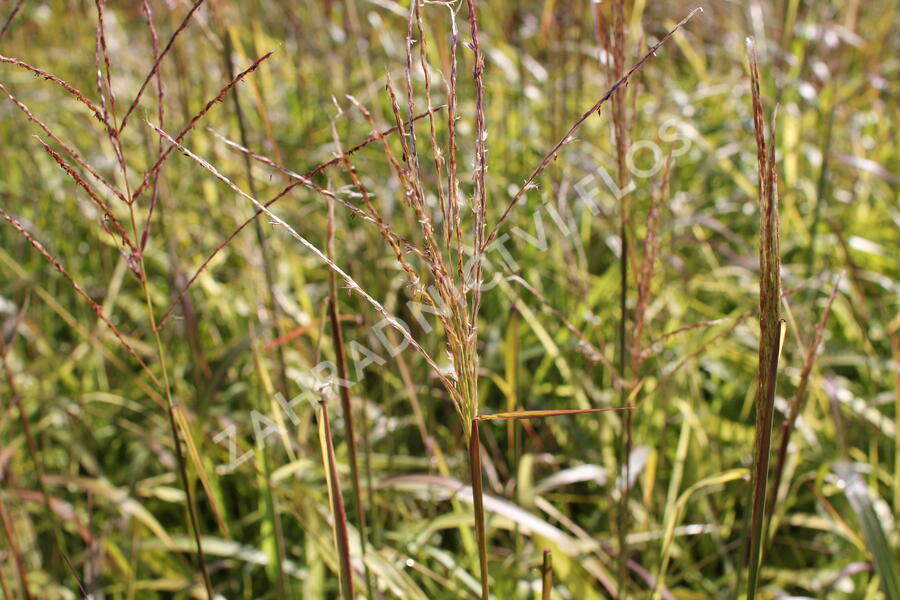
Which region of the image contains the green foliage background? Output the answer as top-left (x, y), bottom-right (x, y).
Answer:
top-left (0, 1), bottom-right (897, 598)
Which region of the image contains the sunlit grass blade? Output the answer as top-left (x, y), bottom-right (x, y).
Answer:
top-left (834, 462), bottom-right (900, 600)
top-left (655, 469), bottom-right (748, 599)
top-left (171, 405), bottom-right (229, 538)
top-left (317, 395), bottom-right (355, 600)
top-left (767, 274), bottom-right (841, 533)
top-left (251, 345), bottom-right (289, 599)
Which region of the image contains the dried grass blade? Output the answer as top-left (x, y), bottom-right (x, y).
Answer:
top-left (476, 407), bottom-right (633, 421)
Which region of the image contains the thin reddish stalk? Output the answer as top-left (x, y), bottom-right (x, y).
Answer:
top-left (320, 395), bottom-right (356, 600)
top-left (117, 0), bottom-right (207, 134)
top-left (476, 406), bottom-right (633, 421)
top-left (0, 0), bottom-right (25, 40)
top-left (767, 275), bottom-right (841, 523)
top-left (140, 0), bottom-right (166, 251)
top-left (0, 83), bottom-right (127, 203)
top-left (0, 54), bottom-right (106, 125)
top-left (465, 0), bottom-right (488, 330)
top-left (479, 8), bottom-right (703, 255)
top-left (326, 195), bottom-right (373, 597)
top-left (130, 50), bottom-right (275, 204)
top-left (94, 1), bottom-right (117, 126)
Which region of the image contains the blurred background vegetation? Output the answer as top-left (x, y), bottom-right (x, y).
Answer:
top-left (0, 0), bottom-right (897, 598)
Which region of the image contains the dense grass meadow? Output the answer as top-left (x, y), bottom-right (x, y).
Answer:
top-left (1, 0), bottom-right (898, 598)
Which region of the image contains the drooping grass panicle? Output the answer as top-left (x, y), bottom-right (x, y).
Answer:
top-left (344, 91), bottom-right (469, 420)
top-left (330, 110), bottom-right (436, 310)
top-left (325, 10), bottom-right (703, 594)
